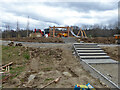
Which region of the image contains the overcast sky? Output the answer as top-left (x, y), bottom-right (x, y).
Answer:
top-left (0, 0), bottom-right (119, 30)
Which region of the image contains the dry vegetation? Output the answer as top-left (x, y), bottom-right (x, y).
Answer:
top-left (2, 37), bottom-right (64, 43)
top-left (2, 45), bottom-right (105, 88)
top-left (100, 46), bottom-right (119, 61)
top-left (77, 37), bottom-right (116, 44)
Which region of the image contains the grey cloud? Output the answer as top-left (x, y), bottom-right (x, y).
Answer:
top-left (43, 2), bottom-right (117, 12)
top-left (0, 1), bottom-right (118, 30)
top-left (0, 2), bottom-right (62, 25)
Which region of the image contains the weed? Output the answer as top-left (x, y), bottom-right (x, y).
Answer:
top-left (10, 66), bottom-right (25, 79)
top-left (23, 53), bottom-right (30, 60)
top-left (2, 46), bottom-right (9, 50)
top-left (45, 78), bottom-right (54, 81)
top-left (42, 67), bottom-right (52, 71)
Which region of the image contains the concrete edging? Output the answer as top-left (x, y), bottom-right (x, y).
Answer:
top-left (73, 43), bottom-right (120, 89)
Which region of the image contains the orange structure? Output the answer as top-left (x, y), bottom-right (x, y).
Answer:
top-left (49, 26), bottom-right (87, 38)
top-left (49, 26), bottom-right (70, 37)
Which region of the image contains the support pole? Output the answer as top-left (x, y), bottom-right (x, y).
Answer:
top-left (6, 67), bottom-right (7, 71)
top-left (77, 28), bottom-right (81, 36)
top-left (67, 26), bottom-right (69, 37)
top-left (71, 26), bottom-right (73, 37)
top-left (49, 26), bottom-right (51, 37)
top-left (8, 66), bottom-right (10, 72)
top-left (53, 26), bottom-right (55, 37)
top-left (83, 30), bottom-right (87, 38)
top-left (81, 30), bottom-right (83, 38)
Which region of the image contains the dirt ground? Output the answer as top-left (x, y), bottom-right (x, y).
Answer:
top-left (77, 37), bottom-right (116, 44)
top-left (2, 37), bottom-right (64, 43)
top-left (2, 45), bottom-right (105, 88)
top-left (2, 37), bottom-right (116, 44)
top-left (100, 46), bottom-right (119, 61)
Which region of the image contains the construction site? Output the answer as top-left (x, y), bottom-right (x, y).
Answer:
top-left (0, 25), bottom-right (120, 89)
top-left (0, 1), bottom-right (120, 89)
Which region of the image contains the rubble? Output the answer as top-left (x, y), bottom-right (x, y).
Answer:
top-left (15, 43), bottom-right (23, 46)
top-left (63, 72), bottom-right (72, 77)
top-left (8, 41), bottom-right (14, 46)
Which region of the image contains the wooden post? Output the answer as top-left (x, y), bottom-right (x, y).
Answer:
top-left (53, 26), bottom-right (55, 37)
top-left (81, 30), bottom-right (83, 38)
top-left (6, 67), bottom-right (7, 71)
top-left (49, 26), bottom-right (51, 37)
top-left (77, 28), bottom-right (81, 36)
top-left (71, 26), bottom-right (73, 37)
top-left (71, 26), bottom-right (73, 32)
top-left (83, 30), bottom-right (87, 38)
top-left (67, 26), bottom-right (69, 37)
top-left (8, 66), bottom-right (10, 72)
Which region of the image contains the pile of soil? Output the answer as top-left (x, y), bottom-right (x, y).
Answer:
top-left (8, 42), bottom-right (23, 46)
top-left (100, 46), bottom-right (119, 61)
top-left (77, 37), bottom-right (116, 44)
top-left (2, 37), bottom-right (64, 43)
top-left (3, 46), bottom-right (105, 88)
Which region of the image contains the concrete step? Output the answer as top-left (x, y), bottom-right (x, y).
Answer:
top-left (74, 43), bottom-right (97, 45)
top-left (74, 45), bottom-right (99, 48)
top-left (76, 48), bottom-right (102, 50)
top-left (80, 56), bottom-right (110, 59)
top-left (79, 53), bottom-right (107, 56)
top-left (77, 50), bottom-right (104, 53)
top-left (82, 59), bottom-right (118, 64)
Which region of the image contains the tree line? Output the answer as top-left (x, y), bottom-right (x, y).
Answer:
top-left (0, 22), bottom-right (120, 38)
top-left (1, 30), bottom-right (33, 38)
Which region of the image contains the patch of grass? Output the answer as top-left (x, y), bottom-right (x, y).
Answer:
top-left (20, 78), bottom-right (25, 83)
top-left (2, 46), bottom-right (9, 50)
top-left (45, 78), bottom-right (54, 81)
top-left (23, 53), bottom-right (30, 60)
top-left (10, 66), bottom-right (25, 79)
top-left (2, 46), bottom-right (30, 81)
top-left (42, 67), bottom-right (52, 71)
top-left (8, 54), bottom-right (11, 58)
top-left (10, 66), bottom-right (24, 74)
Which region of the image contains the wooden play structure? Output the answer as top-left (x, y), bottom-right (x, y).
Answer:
top-left (49, 26), bottom-right (87, 38)
top-left (49, 26), bottom-right (70, 37)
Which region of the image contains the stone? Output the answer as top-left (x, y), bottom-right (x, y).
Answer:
top-left (63, 72), bottom-right (72, 77)
top-left (28, 74), bottom-right (36, 83)
top-left (72, 52), bottom-right (75, 55)
top-left (8, 42), bottom-right (14, 46)
top-left (16, 43), bottom-right (23, 46)
top-left (38, 71), bottom-right (45, 75)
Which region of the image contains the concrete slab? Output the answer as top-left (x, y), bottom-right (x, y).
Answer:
top-left (77, 50), bottom-right (103, 52)
top-left (76, 48), bottom-right (102, 50)
top-left (75, 45), bottom-right (99, 48)
top-left (82, 59), bottom-right (118, 64)
top-left (80, 56), bottom-right (110, 59)
top-left (79, 53), bottom-right (107, 56)
top-left (77, 50), bottom-right (104, 53)
top-left (74, 43), bottom-right (97, 45)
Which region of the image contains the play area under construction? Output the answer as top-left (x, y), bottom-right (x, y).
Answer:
top-left (1, 0), bottom-right (120, 89)
top-left (29, 26), bottom-right (87, 38)
top-left (1, 25), bottom-right (120, 89)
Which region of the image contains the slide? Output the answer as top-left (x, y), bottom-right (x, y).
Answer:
top-left (70, 30), bottom-right (80, 38)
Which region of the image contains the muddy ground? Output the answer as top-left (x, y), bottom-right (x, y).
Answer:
top-left (100, 46), bottom-right (119, 61)
top-left (2, 37), bottom-right (64, 43)
top-left (2, 45), bottom-right (105, 88)
top-left (77, 37), bottom-right (116, 44)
